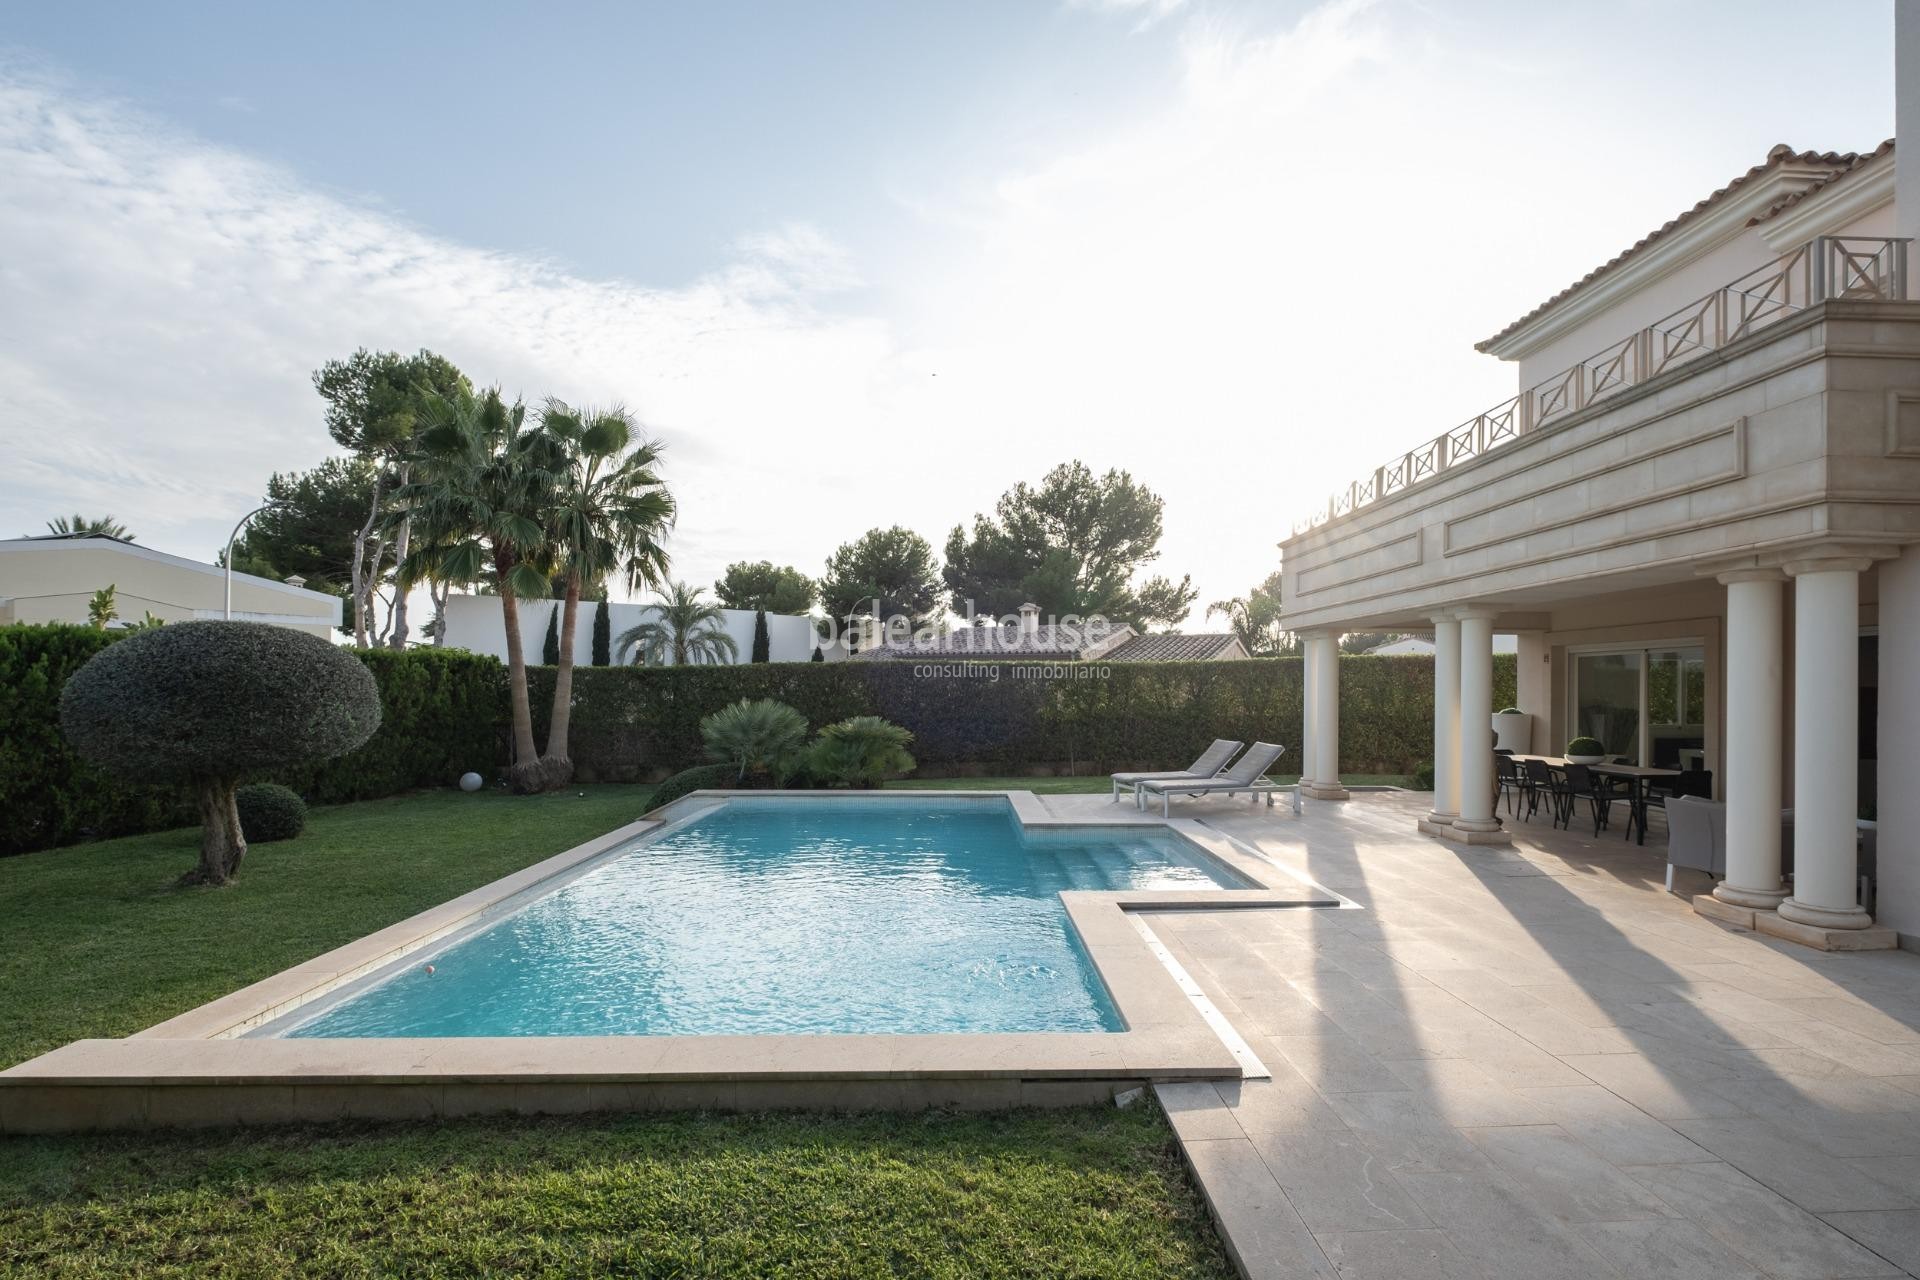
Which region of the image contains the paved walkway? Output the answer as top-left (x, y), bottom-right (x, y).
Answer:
top-left (1047, 790), bottom-right (1920, 1279)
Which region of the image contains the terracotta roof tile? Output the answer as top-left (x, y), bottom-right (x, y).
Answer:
top-left (1745, 138), bottom-right (1894, 225)
top-left (1103, 633), bottom-right (1246, 662)
top-left (1475, 142), bottom-right (1894, 354)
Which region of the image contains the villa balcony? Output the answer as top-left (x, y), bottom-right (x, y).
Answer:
top-left (1281, 236), bottom-right (1920, 633)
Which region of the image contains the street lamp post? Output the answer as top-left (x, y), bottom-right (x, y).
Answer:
top-left (223, 503), bottom-right (284, 620)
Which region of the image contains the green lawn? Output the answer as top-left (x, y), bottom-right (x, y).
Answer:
top-left (0, 785), bottom-right (657, 1068)
top-left (891, 772), bottom-right (1417, 793)
top-left (0, 784), bottom-right (1233, 1278)
top-left (0, 1108), bottom-right (1230, 1279)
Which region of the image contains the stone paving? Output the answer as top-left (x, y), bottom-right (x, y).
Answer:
top-left (1044, 790), bottom-right (1920, 1279)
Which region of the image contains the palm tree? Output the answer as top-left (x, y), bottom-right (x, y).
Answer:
top-left (389, 388), bottom-right (561, 794)
top-left (45, 514), bottom-right (133, 541)
top-left (617, 582), bottom-right (738, 666)
top-left (536, 400), bottom-right (675, 787)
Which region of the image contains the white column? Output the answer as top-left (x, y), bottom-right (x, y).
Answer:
top-left (1454, 611), bottom-right (1500, 833)
top-left (1878, 547), bottom-right (1920, 936)
top-left (1301, 636), bottom-right (1319, 789)
top-left (1715, 571), bottom-right (1788, 909)
top-left (1307, 632), bottom-right (1348, 799)
top-left (1429, 616), bottom-right (1460, 826)
top-left (1779, 558), bottom-right (1872, 930)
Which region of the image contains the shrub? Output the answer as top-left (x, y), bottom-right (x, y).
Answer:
top-left (60, 621), bottom-right (381, 884)
top-left (751, 609), bottom-right (770, 663)
top-left (0, 625), bottom-right (183, 854)
top-left (591, 598), bottom-right (611, 667)
top-left (1566, 736), bottom-right (1605, 757)
top-left (235, 783), bottom-right (307, 842)
top-left (645, 763), bottom-right (737, 811)
top-left (809, 715), bottom-right (915, 788)
top-left (1497, 707), bottom-right (1522, 715)
top-left (701, 698), bottom-right (809, 785)
top-left (1414, 761), bottom-right (1435, 791)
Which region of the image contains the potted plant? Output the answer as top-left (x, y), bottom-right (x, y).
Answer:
top-left (1492, 707), bottom-right (1531, 753)
top-left (1565, 736), bottom-right (1606, 765)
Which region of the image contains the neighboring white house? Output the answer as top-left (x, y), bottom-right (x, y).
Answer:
top-left (1277, 13), bottom-right (1920, 951)
top-left (0, 534), bottom-right (342, 636)
top-left (439, 593), bottom-right (827, 665)
top-left (1364, 634), bottom-right (1517, 657)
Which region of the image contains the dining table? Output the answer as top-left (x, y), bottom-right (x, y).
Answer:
top-left (1509, 755), bottom-right (1683, 844)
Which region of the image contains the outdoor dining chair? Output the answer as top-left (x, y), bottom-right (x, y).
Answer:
top-left (1523, 758), bottom-right (1569, 827)
top-left (1495, 753), bottom-right (1525, 816)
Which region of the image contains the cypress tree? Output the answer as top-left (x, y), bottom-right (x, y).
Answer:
top-left (811, 645), bottom-right (825, 663)
top-left (751, 608), bottom-right (771, 663)
top-left (542, 605), bottom-right (560, 666)
top-left (591, 597), bottom-right (611, 667)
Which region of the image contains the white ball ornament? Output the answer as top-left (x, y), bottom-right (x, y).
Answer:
top-left (459, 771), bottom-right (484, 793)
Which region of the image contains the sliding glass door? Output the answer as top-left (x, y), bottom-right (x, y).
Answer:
top-left (1572, 652), bottom-right (1643, 763)
top-left (1571, 645), bottom-right (1707, 769)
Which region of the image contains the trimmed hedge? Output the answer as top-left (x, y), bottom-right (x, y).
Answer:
top-left (2, 626), bottom-right (508, 855)
top-left (532, 654), bottom-right (1516, 782)
top-left (289, 648), bottom-right (508, 805)
top-left (0, 625), bottom-right (183, 854)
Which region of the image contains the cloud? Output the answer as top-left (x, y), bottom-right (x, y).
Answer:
top-left (0, 2), bottom-right (1887, 625)
top-left (1064, 0), bottom-right (1190, 31)
top-left (0, 67), bottom-right (902, 595)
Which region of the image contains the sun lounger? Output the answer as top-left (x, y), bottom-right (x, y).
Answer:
top-left (1110, 739), bottom-right (1242, 803)
top-left (1138, 742), bottom-right (1297, 816)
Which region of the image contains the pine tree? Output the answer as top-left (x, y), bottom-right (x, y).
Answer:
top-left (751, 608), bottom-right (771, 663)
top-left (542, 604), bottom-right (561, 666)
top-left (591, 597), bottom-right (611, 667)
top-left (811, 645), bottom-right (825, 663)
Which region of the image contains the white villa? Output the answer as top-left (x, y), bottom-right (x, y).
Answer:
top-left (0, 533), bottom-right (342, 636)
top-left (1280, 45), bottom-right (1920, 950)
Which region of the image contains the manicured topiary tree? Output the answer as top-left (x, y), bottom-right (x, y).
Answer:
top-left (59, 621), bottom-right (381, 885)
top-left (542, 605), bottom-right (561, 666)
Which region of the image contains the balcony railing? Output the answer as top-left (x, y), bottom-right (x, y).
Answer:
top-left (1291, 236), bottom-right (1911, 535)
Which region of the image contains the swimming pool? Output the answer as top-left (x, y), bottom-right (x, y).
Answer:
top-left (279, 796), bottom-right (1246, 1039)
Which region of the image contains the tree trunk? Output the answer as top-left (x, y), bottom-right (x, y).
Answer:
top-left (429, 580), bottom-right (450, 645)
top-left (541, 571), bottom-right (582, 788)
top-left (185, 775), bottom-right (247, 886)
top-left (389, 464), bottom-right (413, 649)
top-left (497, 558), bottom-right (544, 794)
top-left (350, 468), bottom-right (386, 649)
top-left (366, 531), bottom-right (390, 644)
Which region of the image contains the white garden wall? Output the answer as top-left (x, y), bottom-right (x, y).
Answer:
top-left (439, 594), bottom-right (830, 665)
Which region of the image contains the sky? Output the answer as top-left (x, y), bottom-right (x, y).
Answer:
top-left (0, 0), bottom-right (1898, 626)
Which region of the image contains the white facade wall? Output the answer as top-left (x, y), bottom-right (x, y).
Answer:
top-left (439, 594), bottom-right (828, 665)
top-left (1501, 170), bottom-right (1896, 390)
top-left (0, 538), bottom-right (341, 637)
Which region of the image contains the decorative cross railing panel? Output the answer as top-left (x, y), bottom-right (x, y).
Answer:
top-left (1291, 236), bottom-right (1910, 534)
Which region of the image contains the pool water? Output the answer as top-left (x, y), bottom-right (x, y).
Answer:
top-left (283, 797), bottom-right (1241, 1039)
